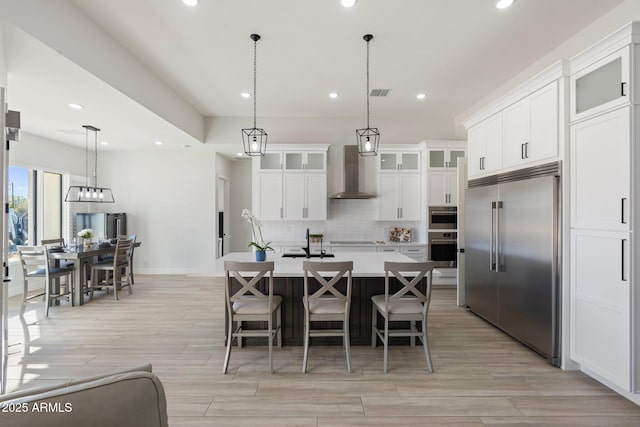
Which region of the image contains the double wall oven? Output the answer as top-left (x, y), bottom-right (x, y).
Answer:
top-left (428, 206), bottom-right (458, 267)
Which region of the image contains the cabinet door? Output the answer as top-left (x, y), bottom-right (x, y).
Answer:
top-left (571, 46), bottom-right (630, 122)
top-left (529, 82), bottom-right (558, 161)
top-left (283, 174), bottom-right (305, 220)
top-left (378, 175), bottom-right (399, 220)
top-left (400, 153), bottom-right (420, 171)
top-left (484, 112), bottom-right (503, 173)
top-left (305, 174), bottom-right (327, 220)
top-left (467, 124), bottom-right (485, 178)
top-left (379, 153), bottom-right (398, 171)
top-left (503, 97), bottom-right (530, 167)
top-left (258, 174), bottom-right (283, 220)
top-left (399, 174), bottom-right (421, 220)
top-left (259, 152), bottom-right (282, 171)
top-left (427, 172), bottom-right (448, 206)
top-left (305, 152), bottom-right (325, 171)
top-left (284, 152), bottom-right (304, 171)
top-left (571, 229), bottom-right (630, 391)
top-left (571, 107), bottom-right (630, 231)
top-left (448, 150), bottom-right (466, 168)
top-left (428, 150), bottom-right (447, 169)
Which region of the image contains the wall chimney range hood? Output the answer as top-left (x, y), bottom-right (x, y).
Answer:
top-left (330, 145), bottom-right (375, 199)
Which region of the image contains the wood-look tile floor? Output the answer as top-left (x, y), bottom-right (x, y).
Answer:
top-left (5, 275), bottom-right (640, 426)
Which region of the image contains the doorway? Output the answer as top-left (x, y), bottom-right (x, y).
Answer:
top-left (217, 176), bottom-right (230, 258)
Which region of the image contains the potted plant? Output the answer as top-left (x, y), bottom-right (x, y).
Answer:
top-left (77, 228), bottom-right (94, 249)
top-left (242, 209), bottom-right (272, 261)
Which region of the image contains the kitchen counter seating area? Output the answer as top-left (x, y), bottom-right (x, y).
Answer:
top-left (213, 252), bottom-right (431, 348)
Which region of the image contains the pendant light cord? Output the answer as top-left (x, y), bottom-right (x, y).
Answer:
top-left (253, 37), bottom-right (257, 130)
top-left (93, 128), bottom-right (98, 187)
top-left (85, 127), bottom-right (89, 188)
top-left (366, 37), bottom-right (370, 129)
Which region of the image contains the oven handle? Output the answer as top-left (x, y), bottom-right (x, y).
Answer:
top-left (429, 239), bottom-right (457, 244)
top-left (430, 211), bottom-right (457, 216)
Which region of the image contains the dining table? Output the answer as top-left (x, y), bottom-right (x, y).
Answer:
top-left (49, 242), bottom-right (141, 306)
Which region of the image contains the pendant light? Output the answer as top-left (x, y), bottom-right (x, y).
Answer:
top-left (356, 34), bottom-right (380, 156)
top-left (65, 125), bottom-right (115, 203)
top-left (242, 33), bottom-right (268, 156)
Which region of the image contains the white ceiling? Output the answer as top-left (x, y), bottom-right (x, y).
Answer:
top-left (1, 0), bottom-right (626, 151)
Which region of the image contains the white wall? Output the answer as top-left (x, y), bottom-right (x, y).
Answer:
top-left (100, 148), bottom-right (216, 275)
top-left (10, 132), bottom-right (86, 175)
top-left (455, 0), bottom-right (640, 136)
top-left (229, 159), bottom-right (252, 253)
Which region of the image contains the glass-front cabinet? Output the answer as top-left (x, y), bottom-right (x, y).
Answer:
top-left (284, 152), bottom-right (326, 171)
top-left (428, 149), bottom-right (466, 169)
top-left (378, 152), bottom-right (420, 172)
top-left (259, 152), bottom-right (282, 171)
top-left (570, 46), bottom-right (630, 122)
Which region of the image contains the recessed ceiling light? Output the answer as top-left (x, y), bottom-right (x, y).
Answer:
top-left (68, 103), bottom-right (83, 109)
top-left (182, 0), bottom-right (198, 6)
top-left (416, 93), bottom-right (427, 100)
top-left (329, 92), bottom-right (339, 99)
top-left (495, 0), bottom-right (514, 9)
top-left (183, 144), bottom-right (191, 148)
top-left (154, 141), bottom-right (164, 146)
top-left (100, 141), bottom-right (109, 145)
top-left (241, 92), bottom-right (251, 98)
top-left (340, 0), bottom-right (357, 8)
top-left (236, 152), bottom-right (244, 156)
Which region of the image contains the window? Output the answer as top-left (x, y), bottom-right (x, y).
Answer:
top-left (8, 166), bottom-right (31, 256)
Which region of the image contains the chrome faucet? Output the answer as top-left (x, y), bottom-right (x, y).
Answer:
top-left (302, 228), bottom-right (311, 258)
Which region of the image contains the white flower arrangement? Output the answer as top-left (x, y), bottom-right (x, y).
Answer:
top-left (77, 228), bottom-right (94, 239)
top-left (241, 209), bottom-right (272, 252)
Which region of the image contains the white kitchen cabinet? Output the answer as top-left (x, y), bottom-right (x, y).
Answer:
top-left (284, 151), bottom-right (326, 172)
top-left (377, 174), bottom-right (421, 221)
top-left (467, 112), bottom-right (502, 178)
top-left (259, 152), bottom-right (283, 171)
top-left (378, 152), bottom-right (420, 172)
top-left (503, 81), bottom-right (558, 168)
top-left (427, 171), bottom-right (457, 206)
top-left (427, 148), bottom-right (465, 169)
top-left (400, 246), bottom-right (427, 262)
top-left (570, 107), bottom-right (630, 232)
top-left (571, 229), bottom-right (630, 391)
top-left (257, 173), bottom-right (283, 220)
top-left (571, 46), bottom-right (630, 123)
top-left (330, 245), bottom-right (377, 253)
top-left (283, 173), bottom-right (327, 220)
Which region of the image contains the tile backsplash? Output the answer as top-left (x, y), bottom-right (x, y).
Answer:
top-left (260, 199), bottom-right (425, 243)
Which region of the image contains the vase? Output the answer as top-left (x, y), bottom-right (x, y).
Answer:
top-left (83, 239), bottom-right (94, 250)
top-left (255, 250), bottom-right (266, 262)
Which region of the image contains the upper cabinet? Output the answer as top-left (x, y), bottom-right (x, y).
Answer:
top-left (284, 151), bottom-right (326, 172)
top-left (570, 46), bottom-right (630, 123)
top-left (428, 148), bottom-right (466, 169)
top-left (253, 145), bottom-right (329, 221)
top-left (378, 152), bottom-right (420, 172)
top-left (503, 81), bottom-right (559, 168)
top-left (462, 62), bottom-right (565, 180)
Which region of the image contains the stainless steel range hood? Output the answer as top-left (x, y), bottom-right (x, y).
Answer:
top-left (330, 145), bottom-right (375, 199)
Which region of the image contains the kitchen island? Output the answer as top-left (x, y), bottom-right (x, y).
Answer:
top-left (213, 252), bottom-right (425, 345)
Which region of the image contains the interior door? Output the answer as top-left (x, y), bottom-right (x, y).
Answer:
top-left (464, 184), bottom-right (499, 324)
top-left (497, 176), bottom-right (558, 360)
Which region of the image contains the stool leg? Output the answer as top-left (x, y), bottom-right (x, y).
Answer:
top-left (344, 315), bottom-right (351, 373)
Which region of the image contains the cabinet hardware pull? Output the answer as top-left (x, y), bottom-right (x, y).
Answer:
top-left (621, 198), bottom-right (627, 224)
top-left (280, 207), bottom-right (283, 218)
top-left (479, 157), bottom-right (483, 170)
top-left (525, 142), bottom-right (529, 159)
top-left (521, 143), bottom-right (525, 159)
top-left (622, 239), bottom-right (627, 281)
top-left (621, 82), bottom-right (627, 97)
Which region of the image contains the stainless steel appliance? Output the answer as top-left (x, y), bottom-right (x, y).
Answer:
top-left (428, 231), bottom-right (457, 267)
top-left (76, 213), bottom-right (126, 239)
top-left (428, 206), bottom-right (457, 229)
top-left (465, 162), bottom-right (560, 366)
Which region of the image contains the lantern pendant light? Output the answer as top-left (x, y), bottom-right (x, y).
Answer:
top-left (242, 33), bottom-right (268, 156)
top-left (64, 125), bottom-right (115, 203)
top-left (356, 34), bottom-right (380, 156)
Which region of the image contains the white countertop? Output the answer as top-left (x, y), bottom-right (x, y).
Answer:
top-left (272, 240), bottom-right (427, 247)
top-left (213, 251), bottom-right (417, 278)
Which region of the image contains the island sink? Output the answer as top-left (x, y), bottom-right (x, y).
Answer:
top-left (281, 253), bottom-right (335, 258)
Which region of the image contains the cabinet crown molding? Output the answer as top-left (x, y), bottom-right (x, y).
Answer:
top-left (264, 144), bottom-right (330, 152)
top-left (569, 21), bottom-right (640, 75)
top-left (461, 60), bottom-right (568, 130)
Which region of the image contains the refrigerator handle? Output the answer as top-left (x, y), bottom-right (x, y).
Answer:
top-left (490, 201), bottom-right (496, 271)
top-left (495, 201), bottom-right (503, 272)
top-left (621, 198), bottom-right (627, 224)
top-left (622, 239), bottom-right (627, 282)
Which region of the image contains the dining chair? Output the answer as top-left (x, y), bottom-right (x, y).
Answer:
top-left (302, 261), bottom-right (353, 373)
top-left (101, 234), bottom-right (137, 285)
top-left (223, 261), bottom-right (282, 374)
top-left (17, 245), bottom-right (74, 317)
top-left (371, 261), bottom-right (435, 373)
top-left (89, 238), bottom-right (133, 301)
top-left (41, 238), bottom-right (75, 268)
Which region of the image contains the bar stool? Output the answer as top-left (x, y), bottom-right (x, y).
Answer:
top-left (371, 261), bottom-right (435, 373)
top-left (302, 261), bottom-right (353, 373)
top-left (223, 261), bottom-right (282, 374)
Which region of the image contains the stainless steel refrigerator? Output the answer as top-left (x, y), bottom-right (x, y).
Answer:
top-left (465, 162), bottom-right (560, 366)
top-left (76, 213), bottom-right (126, 239)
